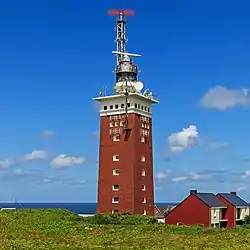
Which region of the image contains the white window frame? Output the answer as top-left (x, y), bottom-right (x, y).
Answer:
top-left (142, 185), bottom-right (146, 191)
top-left (142, 197), bottom-right (146, 204)
top-left (142, 210), bottom-right (147, 215)
top-left (112, 184), bottom-right (120, 191)
top-left (142, 169), bottom-right (146, 176)
top-left (113, 169), bottom-right (119, 175)
top-left (113, 154), bottom-right (119, 161)
top-left (141, 156), bottom-right (146, 162)
top-left (112, 197), bottom-right (119, 204)
top-left (141, 136), bottom-right (145, 143)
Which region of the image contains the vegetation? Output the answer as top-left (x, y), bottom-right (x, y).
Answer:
top-left (0, 209), bottom-right (250, 249)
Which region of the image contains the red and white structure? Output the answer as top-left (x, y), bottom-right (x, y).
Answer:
top-left (93, 9), bottom-right (158, 215)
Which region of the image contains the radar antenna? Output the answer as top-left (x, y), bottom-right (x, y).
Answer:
top-left (108, 9), bottom-right (140, 140)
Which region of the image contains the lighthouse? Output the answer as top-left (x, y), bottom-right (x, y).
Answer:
top-left (93, 9), bottom-right (158, 215)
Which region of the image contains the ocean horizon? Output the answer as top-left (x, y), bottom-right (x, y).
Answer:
top-left (0, 202), bottom-right (179, 214)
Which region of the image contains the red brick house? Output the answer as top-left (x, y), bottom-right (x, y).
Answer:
top-left (165, 190), bottom-right (227, 227)
top-left (216, 192), bottom-right (249, 228)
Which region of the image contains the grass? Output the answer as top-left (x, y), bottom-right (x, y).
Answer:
top-left (0, 209), bottom-right (250, 249)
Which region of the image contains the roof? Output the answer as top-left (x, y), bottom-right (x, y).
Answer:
top-left (196, 193), bottom-right (226, 208)
top-left (217, 193), bottom-right (249, 207)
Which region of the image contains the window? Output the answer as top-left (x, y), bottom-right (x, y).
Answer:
top-left (115, 104), bottom-right (119, 109)
top-left (142, 197), bottom-right (146, 203)
top-left (142, 210), bottom-right (147, 215)
top-left (121, 104), bottom-right (125, 108)
top-left (113, 135), bottom-right (120, 141)
top-left (113, 184), bottom-right (120, 191)
top-left (113, 169), bottom-right (119, 175)
top-left (144, 106), bottom-right (147, 111)
top-left (141, 156), bottom-right (146, 162)
top-left (141, 136), bottom-right (145, 143)
top-left (141, 105), bottom-right (144, 110)
top-left (142, 169), bottom-right (146, 176)
top-left (142, 185), bottom-right (146, 191)
top-left (120, 121), bottom-right (123, 126)
top-left (112, 210), bottom-right (119, 214)
top-left (109, 122), bottom-right (113, 127)
top-left (135, 103), bottom-right (137, 108)
top-left (110, 105), bottom-right (113, 109)
top-left (112, 197), bottom-right (119, 203)
top-left (114, 121), bottom-right (119, 126)
top-left (113, 154), bottom-right (119, 161)
top-left (127, 103), bottom-right (130, 108)
top-left (147, 107), bottom-right (150, 112)
top-left (138, 104), bottom-right (140, 109)
top-left (104, 106), bottom-right (107, 110)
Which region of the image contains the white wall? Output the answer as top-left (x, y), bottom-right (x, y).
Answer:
top-left (238, 207), bottom-right (250, 219)
top-left (211, 208), bottom-right (220, 224)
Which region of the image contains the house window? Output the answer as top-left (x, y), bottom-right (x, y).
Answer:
top-left (213, 210), bottom-right (217, 218)
top-left (104, 106), bottom-right (107, 110)
top-left (142, 185), bottom-right (146, 191)
top-left (237, 208), bottom-right (241, 219)
top-left (142, 197), bottom-right (146, 203)
top-left (113, 169), bottom-right (119, 175)
top-left (110, 105), bottom-right (113, 109)
top-left (112, 210), bottom-right (119, 214)
top-left (135, 103), bottom-right (137, 108)
top-left (112, 197), bottom-right (119, 203)
top-left (121, 104), bottom-right (125, 108)
top-left (142, 169), bottom-right (146, 176)
top-left (113, 184), bottom-right (120, 191)
top-left (141, 156), bottom-right (146, 162)
top-left (141, 136), bottom-right (145, 143)
top-left (113, 135), bottom-right (120, 141)
top-left (115, 104), bottom-right (119, 109)
top-left (113, 154), bottom-right (119, 161)
top-left (142, 210), bottom-right (147, 215)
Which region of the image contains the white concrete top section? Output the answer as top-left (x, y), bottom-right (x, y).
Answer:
top-left (93, 93), bottom-right (158, 117)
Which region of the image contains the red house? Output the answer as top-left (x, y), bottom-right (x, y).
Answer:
top-left (165, 190), bottom-right (227, 227)
top-left (216, 192), bottom-right (250, 228)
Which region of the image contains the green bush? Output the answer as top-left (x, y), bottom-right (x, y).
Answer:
top-left (82, 213), bottom-right (158, 225)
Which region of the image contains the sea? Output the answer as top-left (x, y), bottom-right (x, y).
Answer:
top-left (0, 202), bottom-right (178, 214)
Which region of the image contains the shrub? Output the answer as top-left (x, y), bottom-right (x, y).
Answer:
top-left (82, 213), bottom-right (158, 225)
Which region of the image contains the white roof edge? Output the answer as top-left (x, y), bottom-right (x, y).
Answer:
top-left (93, 93), bottom-right (159, 104)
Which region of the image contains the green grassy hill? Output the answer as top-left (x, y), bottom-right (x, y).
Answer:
top-left (0, 209), bottom-right (249, 249)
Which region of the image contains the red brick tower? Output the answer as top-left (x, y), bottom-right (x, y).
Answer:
top-left (93, 9), bottom-right (158, 216)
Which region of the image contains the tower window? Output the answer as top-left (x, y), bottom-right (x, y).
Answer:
top-left (115, 104), bottom-right (119, 109)
top-left (142, 169), bottom-right (146, 176)
top-left (144, 106), bottom-right (147, 111)
top-left (141, 136), bottom-right (145, 143)
top-left (148, 107), bottom-right (150, 112)
top-left (113, 154), bottom-right (119, 161)
top-left (121, 104), bottom-right (125, 108)
top-left (112, 210), bottom-right (119, 214)
top-left (142, 210), bottom-right (147, 215)
top-left (141, 105), bottom-right (144, 110)
top-left (141, 156), bottom-right (146, 162)
top-left (142, 197), bottom-right (147, 203)
top-left (113, 169), bottom-right (119, 175)
top-left (135, 103), bottom-right (138, 108)
top-left (138, 104), bottom-right (140, 109)
top-left (127, 103), bottom-right (130, 108)
top-left (110, 105), bottom-right (113, 109)
top-left (113, 135), bottom-right (120, 141)
top-left (104, 106), bottom-right (107, 110)
top-left (142, 185), bottom-right (146, 191)
top-left (112, 197), bottom-right (119, 203)
top-left (113, 184), bottom-right (120, 191)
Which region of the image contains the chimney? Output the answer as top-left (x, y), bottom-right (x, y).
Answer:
top-left (190, 189), bottom-right (197, 195)
top-left (230, 191), bottom-right (236, 195)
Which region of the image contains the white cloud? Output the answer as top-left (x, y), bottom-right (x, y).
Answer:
top-left (200, 85), bottom-right (250, 110)
top-left (0, 159), bottom-right (14, 169)
top-left (41, 130), bottom-right (55, 137)
top-left (189, 172), bottom-right (210, 181)
top-left (155, 170), bottom-right (171, 180)
top-left (24, 150), bottom-right (48, 160)
top-left (51, 154), bottom-right (86, 168)
top-left (168, 125), bottom-right (199, 152)
top-left (241, 170), bottom-right (250, 180)
top-left (172, 176), bottom-right (188, 182)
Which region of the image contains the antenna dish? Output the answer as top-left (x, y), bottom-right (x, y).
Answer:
top-left (134, 81), bottom-right (143, 91)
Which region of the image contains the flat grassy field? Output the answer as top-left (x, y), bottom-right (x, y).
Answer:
top-left (0, 209), bottom-right (250, 249)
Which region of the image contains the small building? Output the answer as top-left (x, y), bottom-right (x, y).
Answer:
top-left (165, 190), bottom-right (227, 228)
top-left (216, 192), bottom-right (249, 227)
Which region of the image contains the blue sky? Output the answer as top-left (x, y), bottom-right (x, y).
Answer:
top-left (1, 0), bottom-right (250, 202)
